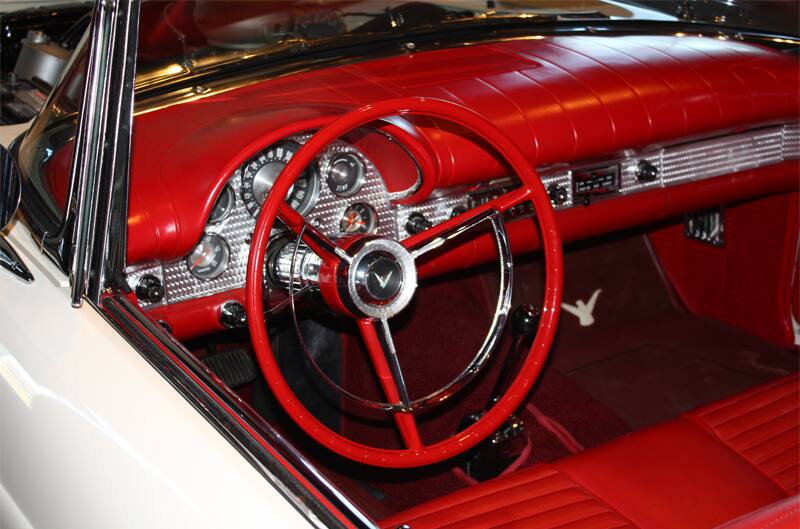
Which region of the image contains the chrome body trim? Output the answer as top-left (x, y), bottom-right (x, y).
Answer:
top-left (57, 3), bottom-right (378, 527)
top-left (0, 147), bottom-right (22, 231)
top-left (0, 235), bottom-right (34, 283)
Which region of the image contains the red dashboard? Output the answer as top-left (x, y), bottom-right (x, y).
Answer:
top-left (123, 34), bottom-right (799, 338)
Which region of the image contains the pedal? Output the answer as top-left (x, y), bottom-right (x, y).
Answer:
top-left (203, 348), bottom-right (257, 389)
top-left (456, 305), bottom-right (539, 481)
top-left (458, 412), bottom-right (526, 482)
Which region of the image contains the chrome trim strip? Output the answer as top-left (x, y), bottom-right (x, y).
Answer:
top-left (70, 0), bottom-right (140, 306)
top-left (400, 123), bottom-right (800, 223)
top-left (0, 236), bottom-right (33, 283)
top-left (100, 293), bottom-right (377, 529)
top-left (407, 212), bottom-right (514, 409)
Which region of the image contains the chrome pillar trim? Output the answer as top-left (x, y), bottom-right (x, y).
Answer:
top-left (69, 0), bottom-right (140, 307)
top-left (0, 147), bottom-right (22, 231)
top-left (100, 293), bottom-right (377, 529)
top-left (0, 236), bottom-right (33, 283)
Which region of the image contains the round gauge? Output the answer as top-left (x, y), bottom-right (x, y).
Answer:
top-left (185, 233), bottom-right (230, 280)
top-left (208, 185), bottom-right (235, 224)
top-left (327, 153), bottom-right (365, 197)
top-left (241, 141), bottom-right (320, 218)
top-left (340, 203), bottom-right (378, 235)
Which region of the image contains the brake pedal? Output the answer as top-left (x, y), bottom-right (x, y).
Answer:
top-left (203, 348), bottom-right (257, 389)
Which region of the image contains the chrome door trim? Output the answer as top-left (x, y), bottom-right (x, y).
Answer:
top-left (100, 293), bottom-right (377, 529)
top-left (0, 236), bottom-right (33, 283)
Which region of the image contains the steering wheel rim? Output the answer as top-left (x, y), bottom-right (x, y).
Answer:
top-left (245, 97), bottom-right (563, 468)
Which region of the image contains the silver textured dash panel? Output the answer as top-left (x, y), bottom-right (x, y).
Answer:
top-left (127, 137), bottom-right (397, 306)
top-left (399, 123), bottom-right (799, 226)
top-left (395, 193), bottom-right (470, 236)
top-left (658, 127), bottom-right (788, 186)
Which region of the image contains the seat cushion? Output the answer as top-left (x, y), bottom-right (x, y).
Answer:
top-left (714, 496), bottom-right (800, 529)
top-left (686, 374), bottom-right (799, 495)
top-left (381, 375), bottom-right (799, 529)
top-left (380, 464), bottom-right (635, 529)
top-left (555, 418), bottom-right (787, 529)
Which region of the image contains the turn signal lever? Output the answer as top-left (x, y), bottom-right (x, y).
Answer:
top-left (457, 304), bottom-right (541, 482)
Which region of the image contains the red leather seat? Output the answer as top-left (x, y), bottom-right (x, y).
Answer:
top-left (381, 375), bottom-right (799, 529)
top-left (715, 496), bottom-right (800, 529)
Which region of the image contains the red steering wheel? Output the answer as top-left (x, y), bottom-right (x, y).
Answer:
top-left (245, 97), bottom-right (563, 468)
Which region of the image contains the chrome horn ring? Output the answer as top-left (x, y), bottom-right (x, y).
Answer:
top-left (285, 210), bottom-right (513, 412)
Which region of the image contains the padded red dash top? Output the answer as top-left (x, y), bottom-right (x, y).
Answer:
top-left (128, 35), bottom-right (800, 263)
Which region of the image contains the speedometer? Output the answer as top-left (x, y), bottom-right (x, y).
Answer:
top-left (241, 141), bottom-right (320, 218)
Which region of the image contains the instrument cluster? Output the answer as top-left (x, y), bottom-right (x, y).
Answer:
top-left (126, 135), bottom-right (398, 307)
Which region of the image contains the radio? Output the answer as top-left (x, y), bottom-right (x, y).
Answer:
top-left (572, 164), bottom-right (620, 203)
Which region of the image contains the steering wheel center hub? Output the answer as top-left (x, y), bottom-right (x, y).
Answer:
top-left (347, 239), bottom-right (417, 319)
top-left (358, 254), bottom-right (404, 302)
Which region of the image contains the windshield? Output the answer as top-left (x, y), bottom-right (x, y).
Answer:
top-left (137, 0), bottom-right (671, 82)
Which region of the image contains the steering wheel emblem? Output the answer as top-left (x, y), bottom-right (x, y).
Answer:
top-left (348, 239), bottom-right (417, 318)
top-left (362, 256), bottom-right (402, 302)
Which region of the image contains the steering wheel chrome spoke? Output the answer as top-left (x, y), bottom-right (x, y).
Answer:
top-left (278, 203), bottom-right (352, 265)
top-left (403, 188), bottom-right (530, 260)
top-left (358, 318), bottom-right (422, 449)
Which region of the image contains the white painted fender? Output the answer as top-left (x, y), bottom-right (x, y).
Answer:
top-left (0, 221), bottom-right (310, 528)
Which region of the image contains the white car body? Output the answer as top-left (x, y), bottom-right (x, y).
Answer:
top-left (0, 123), bottom-right (309, 529)
top-left (0, 216), bottom-right (310, 529)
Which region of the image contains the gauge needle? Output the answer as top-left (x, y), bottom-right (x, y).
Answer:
top-left (191, 248), bottom-right (210, 270)
top-left (346, 212), bottom-right (365, 228)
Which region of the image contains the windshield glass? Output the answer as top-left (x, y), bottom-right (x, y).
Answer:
top-left (137, 0), bottom-right (671, 82)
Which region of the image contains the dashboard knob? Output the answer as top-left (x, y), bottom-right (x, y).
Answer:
top-left (547, 184), bottom-right (568, 206)
top-left (450, 205), bottom-right (468, 218)
top-left (136, 274), bottom-right (164, 303)
top-left (636, 159), bottom-right (659, 183)
top-left (405, 212), bottom-right (432, 235)
top-left (511, 304), bottom-right (541, 338)
top-left (220, 301), bottom-right (247, 329)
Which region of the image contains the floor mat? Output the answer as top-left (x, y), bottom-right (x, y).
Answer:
top-left (541, 233), bottom-right (799, 429)
top-left (329, 262), bottom-right (630, 517)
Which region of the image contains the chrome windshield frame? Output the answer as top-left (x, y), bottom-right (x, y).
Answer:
top-left (68, 0), bottom-right (140, 307)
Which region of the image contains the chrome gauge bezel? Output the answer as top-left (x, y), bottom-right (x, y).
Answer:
top-left (339, 202), bottom-right (378, 235)
top-left (208, 184), bottom-right (236, 225)
top-left (241, 141), bottom-right (321, 218)
top-left (185, 233), bottom-right (231, 280)
top-left (327, 153), bottom-right (365, 197)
